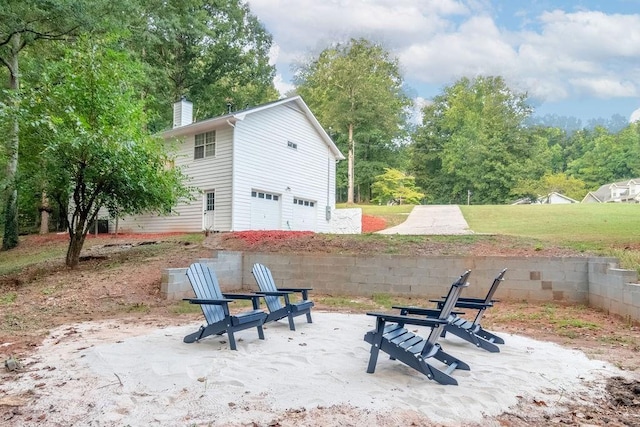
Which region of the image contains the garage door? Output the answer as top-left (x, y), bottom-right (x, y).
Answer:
top-left (291, 197), bottom-right (317, 231)
top-left (250, 190), bottom-right (281, 230)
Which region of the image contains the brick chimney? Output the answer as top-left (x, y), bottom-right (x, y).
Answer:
top-left (173, 96), bottom-right (193, 128)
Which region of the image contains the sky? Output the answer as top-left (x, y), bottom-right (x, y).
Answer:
top-left (246, 0), bottom-right (640, 125)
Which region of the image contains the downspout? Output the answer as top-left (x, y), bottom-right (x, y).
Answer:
top-left (228, 119), bottom-right (236, 231)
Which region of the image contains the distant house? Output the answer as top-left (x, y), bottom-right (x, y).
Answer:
top-left (511, 192), bottom-right (578, 205)
top-left (115, 96), bottom-right (345, 233)
top-left (581, 179), bottom-right (640, 203)
top-left (537, 192), bottom-right (579, 204)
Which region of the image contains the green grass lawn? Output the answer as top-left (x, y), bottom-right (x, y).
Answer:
top-left (460, 204), bottom-right (640, 247)
top-left (342, 202), bottom-right (640, 270)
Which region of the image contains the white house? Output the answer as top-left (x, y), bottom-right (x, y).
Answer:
top-left (115, 96), bottom-right (345, 233)
top-left (582, 179), bottom-right (640, 203)
top-left (537, 192), bottom-right (579, 204)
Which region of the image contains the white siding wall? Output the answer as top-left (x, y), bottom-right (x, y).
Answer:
top-left (113, 126), bottom-right (234, 233)
top-left (231, 104), bottom-right (338, 232)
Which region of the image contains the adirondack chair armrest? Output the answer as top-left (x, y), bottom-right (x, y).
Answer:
top-left (254, 290), bottom-right (292, 296)
top-left (223, 292), bottom-right (262, 300)
top-left (183, 298), bottom-right (234, 305)
top-left (366, 312), bottom-right (448, 328)
top-left (392, 305), bottom-right (465, 317)
top-left (277, 287), bottom-right (312, 300)
top-left (454, 301), bottom-right (492, 310)
top-left (222, 293), bottom-right (263, 309)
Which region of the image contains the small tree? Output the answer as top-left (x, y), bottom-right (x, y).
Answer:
top-left (39, 36), bottom-right (191, 267)
top-left (371, 168), bottom-right (424, 205)
top-left (513, 172), bottom-right (586, 202)
top-left (295, 38), bottom-right (411, 204)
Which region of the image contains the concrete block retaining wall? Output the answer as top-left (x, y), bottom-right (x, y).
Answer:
top-left (161, 251), bottom-right (640, 323)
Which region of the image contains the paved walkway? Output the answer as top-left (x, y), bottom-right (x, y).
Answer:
top-left (377, 205), bottom-right (473, 235)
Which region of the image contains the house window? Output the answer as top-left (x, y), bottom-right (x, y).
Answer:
top-left (194, 131), bottom-right (216, 159)
top-left (206, 192), bottom-right (215, 211)
top-left (252, 190), bottom-right (279, 201)
top-left (287, 141), bottom-right (298, 150)
top-left (294, 198), bottom-right (314, 207)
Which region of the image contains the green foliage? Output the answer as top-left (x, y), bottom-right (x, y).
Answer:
top-left (371, 168), bottom-right (425, 205)
top-left (410, 76), bottom-right (542, 205)
top-left (35, 35), bottom-right (192, 267)
top-left (133, 0), bottom-right (279, 131)
top-left (512, 172), bottom-right (587, 201)
top-left (295, 38), bottom-right (412, 203)
top-left (566, 123), bottom-right (640, 189)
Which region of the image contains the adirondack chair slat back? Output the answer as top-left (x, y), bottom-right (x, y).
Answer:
top-left (186, 263), bottom-right (225, 324)
top-left (438, 270), bottom-right (471, 320)
top-left (252, 264), bottom-right (283, 312)
top-left (425, 270), bottom-right (471, 347)
top-left (484, 268), bottom-right (507, 303)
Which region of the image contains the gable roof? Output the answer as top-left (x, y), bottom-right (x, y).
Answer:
top-left (582, 178), bottom-right (640, 203)
top-left (161, 96), bottom-right (345, 160)
top-left (538, 192), bottom-right (578, 204)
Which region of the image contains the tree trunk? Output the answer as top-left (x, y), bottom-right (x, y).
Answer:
top-left (347, 123), bottom-right (354, 204)
top-left (2, 34), bottom-right (21, 250)
top-left (65, 232), bottom-right (86, 268)
top-left (66, 212), bottom-right (89, 268)
top-left (39, 192), bottom-right (50, 234)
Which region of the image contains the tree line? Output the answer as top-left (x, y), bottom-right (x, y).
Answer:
top-left (1, 1), bottom-right (638, 265)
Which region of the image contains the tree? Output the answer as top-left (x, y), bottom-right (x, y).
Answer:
top-left (294, 38), bottom-right (412, 204)
top-left (512, 172), bottom-right (587, 202)
top-left (0, 0), bottom-right (131, 249)
top-left (37, 36), bottom-right (191, 267)
top-left (567, 123), bottom-right (640, 189)
top-left (134, 0), bottom-right (279, 131)
top-left (410, 76), bottom-right (543, 204)
top-left (371, 168), bottom-right (425, 205)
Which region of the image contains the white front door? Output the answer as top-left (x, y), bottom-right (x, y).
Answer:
top-left (203, 191), bottom-right (215, 231)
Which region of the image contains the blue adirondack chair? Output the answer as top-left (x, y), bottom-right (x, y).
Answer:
top-left (251, 263), bottom-right (314, 331)
top-left (183, 263), bottom-right (267, 350)
top-left (432, 268), bottom-right (507, 351)
top-left (364, 270), bottom-right (472, 385)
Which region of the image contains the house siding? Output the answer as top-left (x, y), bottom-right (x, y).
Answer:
top-left (113, 126), bottom-right (235, 233)
top-left (231, 104), bottom-right (337, 232)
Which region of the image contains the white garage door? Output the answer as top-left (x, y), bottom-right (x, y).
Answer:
top-left (291, 197), bottom-right (317, 231)
top-left (250, 190), bottom-right (281, 230)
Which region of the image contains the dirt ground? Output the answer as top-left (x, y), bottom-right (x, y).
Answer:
top-left (0, 232), bottom-right (639, 426)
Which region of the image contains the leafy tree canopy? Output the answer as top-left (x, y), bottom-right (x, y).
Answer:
top-left (294, 38), bottom-right (412, 203)
top-left (35, 35), bottom-right (192, 267)
top-left (371, 168), bottom-right (425, 205)
top-left (135, 0), bottom-right (279, 131)
top-left (410, 76), bottom-right (545, 204)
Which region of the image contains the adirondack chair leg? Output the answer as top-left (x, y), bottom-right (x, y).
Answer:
top-left (257, 325), bottom-right (265, 340)
top-left (183, 325), bottom-right (206, 343)
top-left (366, 318), bottom-right (386, 374)
top-left (475, 327), bottom-right (505, 345)
top-left (287, 313), bottom-right (296, 331)
top-left (227, 331), bottom-right (237, 351)
top-left (431, 347), bottom-right (470, 371)
top-left (305, 312), bottom-right (313, 323)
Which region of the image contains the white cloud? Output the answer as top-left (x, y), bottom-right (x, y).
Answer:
top-left (272, 74), bottom-right (295, 97)
top-left (569, 77), bottom-right (638, 98)
top-left (248, 1), bottom-right (640, 109)
top-left (630, 108), bottom-right (640, 123)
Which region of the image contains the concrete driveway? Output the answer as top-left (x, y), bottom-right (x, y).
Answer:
top-left (377, 205), bottom-right (473, 235)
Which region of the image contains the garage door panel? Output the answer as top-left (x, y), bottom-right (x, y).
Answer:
top-left (292, 197), bottom-right (317, 231)
top-left (250, 190), bottom-right (281, 230)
